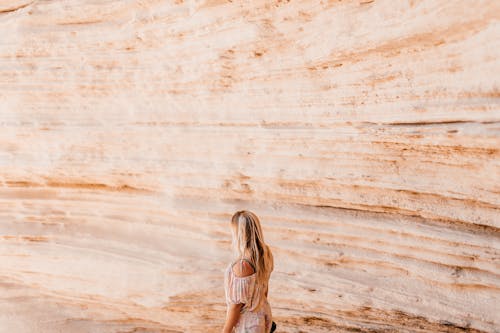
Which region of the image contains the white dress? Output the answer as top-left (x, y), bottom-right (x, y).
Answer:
top-left (224, 259), bottom-right (272, 333)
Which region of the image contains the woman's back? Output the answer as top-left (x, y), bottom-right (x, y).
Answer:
top-left (222, 210), bottom-right (274, 333)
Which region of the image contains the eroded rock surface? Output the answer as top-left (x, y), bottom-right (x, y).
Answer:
top-left (0, 0), bottom-right (499, 332)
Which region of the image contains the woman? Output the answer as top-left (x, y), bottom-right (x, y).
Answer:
top-left (222, 210), bottom-right (275, 333)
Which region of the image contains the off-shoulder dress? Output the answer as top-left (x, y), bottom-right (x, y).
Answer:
top-left (224, 258), bottom-right (272, 333)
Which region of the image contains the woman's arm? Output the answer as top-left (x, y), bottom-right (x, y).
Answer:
top-left (223, 260), bottom-right (254, 332)
top-left (222, 303), bottom-right (243, 333)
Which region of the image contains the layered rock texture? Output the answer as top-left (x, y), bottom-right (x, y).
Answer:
top-left (1, 0), bottom-right (499, 332)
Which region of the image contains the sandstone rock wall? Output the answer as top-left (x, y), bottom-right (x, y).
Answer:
top-left (0, 0), bottom-right (499, 332)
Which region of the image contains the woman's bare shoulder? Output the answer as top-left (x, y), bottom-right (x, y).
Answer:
top-left (231, 259), bottom-right (255, 277)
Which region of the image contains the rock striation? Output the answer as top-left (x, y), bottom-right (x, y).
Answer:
top-left (0, 0), bottom-right (499, 332)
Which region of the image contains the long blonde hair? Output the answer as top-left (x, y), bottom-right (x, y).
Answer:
top-left (230, 210), bottom-right (274, 307)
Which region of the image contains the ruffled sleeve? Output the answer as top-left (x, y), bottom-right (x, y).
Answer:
top-left (227, 276), bottom-right (253, 304)
top-left (224, 265), bottom-right (255, 305)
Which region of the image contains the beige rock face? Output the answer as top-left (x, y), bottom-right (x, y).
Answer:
top-left (0, 0), bottom-right (499, 332)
